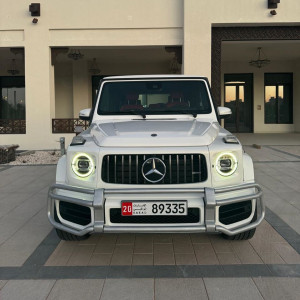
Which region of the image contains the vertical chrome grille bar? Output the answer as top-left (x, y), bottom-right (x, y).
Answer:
top-left (143, 155), bottom-right (146, 184)
top-left (121, 155), bottom-right (124, 184)
top-left (184, 154), bottom-right (187, 183)
top-left (107, 156), bottom-right (110, 183)
top-left (114, 155), bottom-right (117, 183)
top-left (136, 155), bottom-right (139, 184)
top-left (169, 155), bottom-right (172, 184)
top-left (191, 154), bottom-right (194, 183)
top-left (129, 155), bottom-right (131, 184)
top-left (198, 154), bottom-right (201, 182)
top-left (162, 154), bottom-right (165, 184)
top-left (176, 154), bottom-right (179, 183)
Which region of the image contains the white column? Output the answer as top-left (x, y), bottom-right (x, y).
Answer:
top-left (183, 0), bottom-right (212, 80)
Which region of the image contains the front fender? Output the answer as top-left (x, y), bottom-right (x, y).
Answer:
top-left (243, 152), bottom-right (255, 182)
top-left (56, 155), bottom-right (67, 184)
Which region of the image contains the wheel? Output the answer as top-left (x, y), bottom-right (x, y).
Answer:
top-left (55, 228), bottom-right (90, 241)
top-left (222, 228), bottom-right (256, 240)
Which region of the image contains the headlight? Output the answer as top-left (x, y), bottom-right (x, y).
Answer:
top-left (71, 153), bottom-right (95, 177)
top-left (215, 152), bottom-right (238, 176)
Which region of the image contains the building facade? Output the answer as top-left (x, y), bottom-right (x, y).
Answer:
top-left (0, 0), bottom-right (299, 150)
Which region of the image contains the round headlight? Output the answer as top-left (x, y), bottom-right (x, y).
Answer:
top-left (215, 152), bottom-right (238, 176)
top-left (71, 153), bottom-right (95, 177)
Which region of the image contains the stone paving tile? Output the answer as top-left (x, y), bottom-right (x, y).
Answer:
top-left (0, 244), bottom-right (39, 267)
top-left (0, 280), bottom-right (7, 289)
top-left (174, 253), bottom-right (197, 265)
top-left (173, 239), bottom-right (194, 253)
top-left (67, 245), bottom-right (95, 266)
top-left (88, 253), bottom-right (112, 266)
top-left (45, 241), bottom-right (78, 266)
top-left (100, 279), bottom-right (153, 300)
top-left (0, 280), bottom-right (55, 300)
top-left (154, 253), bottom-right (175, 265)
top-left (153, 233), bottom-right (173, 243)
top-left (45, 219), bottom-right (300, 267)
top-left (216, 252), bottom-right (241, 265)
top-left (132, 254), bottom-right (153, 265)
top-left (193, 243), bottom-right (219, 265)
top-left (253, 277), bottom-right (300, 300)
top-left (110, 253), bottom-right (133, 265)
top-left (154, 243), bottom-right (173, 254)
top-left (230, 241), bottom-right (264, 264)
top-left (272, 243), bottom-right (300, 264)
top-left (155, 278), bottom-right (208, 300)
top-left (94, 242), bottom-right (115, 254)
top-left (113, 244), bottom-right (133, 254)
top-left (47, 279), bottom-right (104, 300)
top-left (134, 240), bottom-right (153, 254)
top-left (190, 233), bottom-right (211, 243)
top-left (204, 278), bottom-right (263, 300)
top-left (116, 234), bottom-right (135, 244)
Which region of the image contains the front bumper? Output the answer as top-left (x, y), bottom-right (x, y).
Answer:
top-left (47, 183), bottom-right (264, 236)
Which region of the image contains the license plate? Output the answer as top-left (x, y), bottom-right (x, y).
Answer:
top-left (121, 201), bottom-right (187, 216)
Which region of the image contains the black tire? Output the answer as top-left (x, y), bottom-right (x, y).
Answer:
top-left (222, 228), bottom-right (256, 240)
top-left (55, 228), bottom-right (90, 241)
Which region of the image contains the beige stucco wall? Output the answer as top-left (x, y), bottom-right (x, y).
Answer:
top-left (0, 0), bottom-right (300, 149)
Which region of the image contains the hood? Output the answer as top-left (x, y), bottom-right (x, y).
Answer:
top-left (91, 119), bottom-right (219, 147)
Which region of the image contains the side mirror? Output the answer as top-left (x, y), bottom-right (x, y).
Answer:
top-left (79, 108), bottom-right (91, 121)
top-left (217, 107), bottom-right (232, 119)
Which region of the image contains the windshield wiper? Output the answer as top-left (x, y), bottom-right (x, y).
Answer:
top-left (123, 110), bottom-right (146, 119)
top-left (99, 110), bottom-right (146, 119)
top-left (167, 111), bottom-right (198, 118)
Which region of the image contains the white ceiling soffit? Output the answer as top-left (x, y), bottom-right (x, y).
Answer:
top-left (222, 40), bottom-right (300, 62)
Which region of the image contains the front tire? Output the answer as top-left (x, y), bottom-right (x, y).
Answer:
top-left (222, 228), bottom-right (256, 240)
top-left (55, 228), bottom-right (90, 241)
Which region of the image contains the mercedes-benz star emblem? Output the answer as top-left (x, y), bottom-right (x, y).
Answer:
top-left (142, 158), bottom-right (166, 183)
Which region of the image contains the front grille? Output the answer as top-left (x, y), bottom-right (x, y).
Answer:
top-left (219, 200), bottom-right (252, 225)
top-left (59, 201), bottom-right (91, 226)
top-left (102, 154), bottom-right (207, 184)
top-left (110, 208), bottom-right (200, 223)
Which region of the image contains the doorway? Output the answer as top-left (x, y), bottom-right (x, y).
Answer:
top-left (224, 74), bottom-right (253, 133)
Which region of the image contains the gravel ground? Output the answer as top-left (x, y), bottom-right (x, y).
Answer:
top-left (5, 151), bottom-right (61, 165)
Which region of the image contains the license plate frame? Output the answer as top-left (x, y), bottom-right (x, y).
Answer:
top-left (121, 201), bottom-right (188, 216)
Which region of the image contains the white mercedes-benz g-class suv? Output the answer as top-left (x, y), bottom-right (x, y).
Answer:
top-left (48, 75), bottom-right (264, 241)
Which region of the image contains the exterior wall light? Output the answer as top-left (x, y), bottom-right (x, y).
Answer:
top-left (29, 3), bottom-right (40, 16)
top-left (268, 0), bottom-right (280, 9)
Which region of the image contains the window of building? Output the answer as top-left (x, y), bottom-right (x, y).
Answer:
top-left (264, 73), bottom-right (293, 124)
top-left (0, 76), bottom-right (25, 120)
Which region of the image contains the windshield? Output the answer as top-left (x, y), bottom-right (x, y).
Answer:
top-left (97, 80), bottom-right (212, 116)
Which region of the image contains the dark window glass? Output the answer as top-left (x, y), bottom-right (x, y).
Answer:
top-left (0, 77), bottom-right (25, 120)
top-left (97, 80), bottom-right (212, 116)
top-left (264, 73), bottom-right (293, 124)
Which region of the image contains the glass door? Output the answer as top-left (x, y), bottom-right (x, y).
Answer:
top-left (224, 74), bottom-right (253, 133)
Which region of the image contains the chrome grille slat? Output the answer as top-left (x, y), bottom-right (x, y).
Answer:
top-left (176, 154), bottom-right (179, 184)
top-left (102, 154), bottom-right (207, 185)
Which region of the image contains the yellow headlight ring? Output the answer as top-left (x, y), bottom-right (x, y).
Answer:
top-left (71, 153), bottom-right (95, 178)
top-left (215, 152), bottom-right (238, 177)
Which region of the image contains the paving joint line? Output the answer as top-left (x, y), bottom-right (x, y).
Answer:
top-left (266, 146), bottom-right (300, 160)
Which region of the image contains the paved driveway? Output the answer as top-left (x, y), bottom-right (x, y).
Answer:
top-left (0, 145), bottom-right (300, 299)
